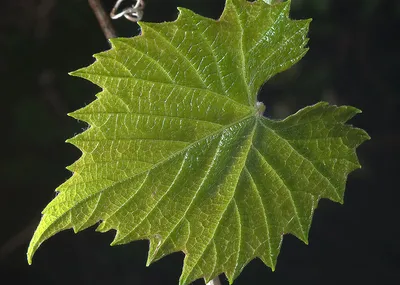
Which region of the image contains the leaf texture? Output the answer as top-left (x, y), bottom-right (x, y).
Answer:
top-left (27, 0), bottom-right (370, 284)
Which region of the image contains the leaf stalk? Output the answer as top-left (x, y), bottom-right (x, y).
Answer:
top-left (206, 277), bottom-right (222, 285)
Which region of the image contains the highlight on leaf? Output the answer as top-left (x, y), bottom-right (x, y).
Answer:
top-left (27, 0), bottom-right (369, 284)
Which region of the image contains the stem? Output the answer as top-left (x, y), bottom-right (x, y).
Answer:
top-left (88, 0), bottom-right (117, 40)
top-left (207, 277), bottom-right (222, 285)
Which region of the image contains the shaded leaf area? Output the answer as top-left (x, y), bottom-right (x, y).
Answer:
top-left (27, 0), bottom-right (369, 284)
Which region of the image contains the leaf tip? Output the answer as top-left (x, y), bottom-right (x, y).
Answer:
top-left (27, 251), bottom-right (33, 265)
top-left (27, 227), bottom-right (41, 265)
top-left (270, 264), bottom-right (276, 272)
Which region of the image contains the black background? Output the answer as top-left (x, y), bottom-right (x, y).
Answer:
top-left (1, 0), bottom-right (399, 284)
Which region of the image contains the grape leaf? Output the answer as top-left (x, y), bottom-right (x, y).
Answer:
top-left (27, 0), bottom-right (370, 284)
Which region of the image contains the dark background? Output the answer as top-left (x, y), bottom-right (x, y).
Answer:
top-left (1, 0), bottom-right (399, 284)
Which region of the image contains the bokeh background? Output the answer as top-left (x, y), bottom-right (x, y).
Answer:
top-left (1, 0), bottom-right (399, 284)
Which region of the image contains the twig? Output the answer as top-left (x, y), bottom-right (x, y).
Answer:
top-left (88, 0), bottom-right (117, 40)
top-left (207, 277), bottom-right (222, 285)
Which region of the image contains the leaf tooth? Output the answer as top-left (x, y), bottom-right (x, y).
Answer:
top-left (147, 219), bottom-right (191, 266)
top-left (108, 37), bottom-right (135, 51)
top-left (68, 68), bottom-right (87, 79)
top-left (66, 134), bottom-right (89, 148)
top-left (65, 161), bottom-right (79, 173)
top-left (332, 105), bottom-right (362, 123)
top-left (176, 7), bottom-right (199, 22)
top-left (67, 112), bottom-right (91, 123)
top-left (96, 220), bottom-right (113, 233)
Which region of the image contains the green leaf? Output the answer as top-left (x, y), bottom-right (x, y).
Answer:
top-left (27, 0), bottom-right (369, 284)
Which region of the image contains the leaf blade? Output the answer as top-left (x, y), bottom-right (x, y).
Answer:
top-left (28, 1), bottom-right (369, 284)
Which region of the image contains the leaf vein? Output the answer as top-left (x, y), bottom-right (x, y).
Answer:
top-left (251, 145), bottom-right (305, 236)
top-left (144, 25), bottom-right (208, 88)
top-left (259, 119), bottom-right (339, 199)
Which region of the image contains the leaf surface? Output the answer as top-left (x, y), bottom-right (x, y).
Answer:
top-left (28, 0), bottom-right (369, 284)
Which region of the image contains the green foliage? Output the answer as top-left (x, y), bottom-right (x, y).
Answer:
top-left (28, 0), bottom-right (369, 284)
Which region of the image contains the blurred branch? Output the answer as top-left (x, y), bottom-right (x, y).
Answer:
top-left (35, 0), bottom-right (56, 39)
top-left (0, 219), bottom-right (38, 261)
top-left (88, 0), bottom-right (117, 40)
top-left (39, 69), bottom-right (69, 123)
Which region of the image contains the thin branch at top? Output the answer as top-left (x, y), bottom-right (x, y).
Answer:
top-left (88, 0), bottom-right (117, 40)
